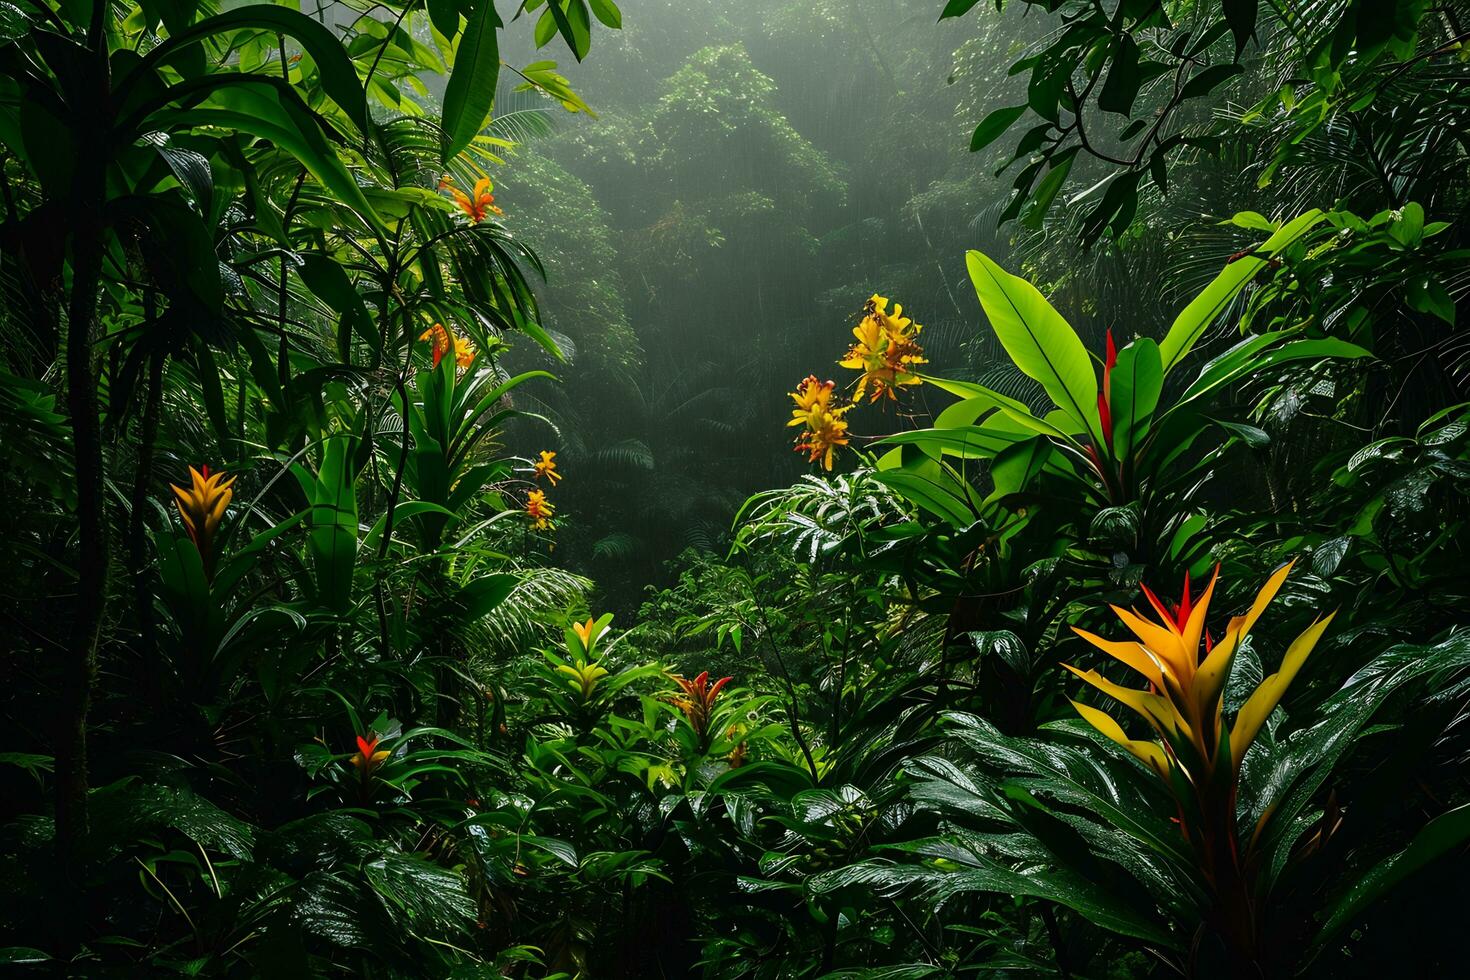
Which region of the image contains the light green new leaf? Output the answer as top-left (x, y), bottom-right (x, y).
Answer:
top-left (1107, 338), bottom-right (1163, 459)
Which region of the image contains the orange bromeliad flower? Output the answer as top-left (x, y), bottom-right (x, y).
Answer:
top-left (839, 294), bottom-right (927, 403)
top-left (441, 176), bottom-right (503, 222)
top-left (349, 734), bottom-right (391, 774)
top-left (571, 617), bottom-right (603, 652)
top-left (1066, 562), bottom-right (1335, 954)
top-left (532, 450), bottom-right (561, 485)
top-left (670, 671), bottom-right (732, 739)
top-left (525, 489), bottom-right (555, 531)
top-left (171, 465), bottom-right (235, 566)
top-left (786, 375), bottom-right (851, 471)
top-left (418, 323), bottom-right (475, 370)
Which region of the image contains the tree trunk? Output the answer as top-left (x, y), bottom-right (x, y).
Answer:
top-left (55, 4), bottom-right (112, 866)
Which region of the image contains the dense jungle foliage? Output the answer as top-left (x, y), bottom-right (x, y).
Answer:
top-left (2, 0), bottom-right (1469, 977)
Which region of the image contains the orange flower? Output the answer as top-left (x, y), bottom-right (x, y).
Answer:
top-left (418, 323), bottom-right (476, 370)
top-left (440, 176), bottom-right (503, 222)
top-left (349, 734), bottom-right (391, 773)
top-left (786, 375), bottom-right (852, 470)
top-left (170, 464), bottom-right (235, 566)
top-left (532, 450), bottom-right (561, 485)
top-left (525, 489), bottom-right (555, 531)
top-left (670, 671), bottom-right (733, 738)
top-left (838, 294), bottom-right (926, 402)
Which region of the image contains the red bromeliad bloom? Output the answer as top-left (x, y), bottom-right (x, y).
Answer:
top-left (1141, 567), bottom-right (1218, 653)
top-left (670, 671), bottom-right (732, 737)
top-left (1097, 328), bottom-right (1118, 454)
top-left (350, 734), bottom-right (391, 774)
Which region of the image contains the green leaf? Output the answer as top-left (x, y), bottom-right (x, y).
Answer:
top-left (940, 0), bottom-right (984, 20)
top-left (1097, 36), bottom-right (1140, 115)
top-left (298, 253), bottom-right (378, 364)
top-left (135, 4), bottom-right (369, 131)
top-left (1406, 275), bottom-right (1455, 324)
top-left (587, 0), bottom-right (621, 29)
top-left (1316, 804), bottom-right (1470, 945)
top-left (970, 104), bottom-right (1026, 153)
top-left (441, 0), bottom-right (503, 162)
top-left (1158, 210), bottom-right (1325, 372)
top-left (1021, 149), bottom-right (1075, 229)
top-left (1179, 63), bottom-right (1243, 101)
top-left (1223, 0), bottom-right (1259, 56)
top-left (161, 83), bottom-right (382, 227)
top-left (1107, 338), bottom-right (1163, 459)
top-left (965, 251), bottom-right (1103, 447)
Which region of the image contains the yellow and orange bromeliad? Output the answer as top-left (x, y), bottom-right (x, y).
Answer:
top-left (839, 294), bottom-right (927, 403)
top-left (524, 489), bottom-right (555, 531)
top-left (419, 323), bottom-right (475, 370)
top-left (440, 175), bottom-right (503, 223)
top-left (1066, 562), bottom-right (1333, 786)
top-left (532, 450), bottom-right (561, 485)
top-left (670, 671), bottom-right (733, 739)
top-left (349, 734), bottom-right (391, 775)
top-left (787, 375), bottom-right (852, 471)
top-left (171, 465), bottom-right (235, 567)
top-left (1066, 561), bottom-right (1335, 930)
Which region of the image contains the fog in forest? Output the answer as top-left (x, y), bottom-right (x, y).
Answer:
top-left (490, 1), bottom-right (1041, 605)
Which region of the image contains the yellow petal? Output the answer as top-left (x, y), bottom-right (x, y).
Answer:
top-left (1063, 664), bottom-right (1191, 742)
top-left (1111, 604), bottom-right (1191, 679)
top-left (1070, 626), bottom-right (1168, 688)
top-left (1069, 698), bottom-right (1170, 776)
top-left (1178, 567), bottom-right (1218, 657)
top-left (1230, 611), bottom-right (1335, 769)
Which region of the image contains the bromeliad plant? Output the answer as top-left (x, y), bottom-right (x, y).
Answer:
top-left (1066, 562), bottom-right (1334, 966)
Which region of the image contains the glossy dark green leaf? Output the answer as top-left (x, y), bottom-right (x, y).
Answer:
top-left (441, 0), bottom-right (503, 162)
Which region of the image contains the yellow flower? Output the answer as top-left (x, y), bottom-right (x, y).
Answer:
top-left (525, 489), bottom-right (555, 531)
top-left (418, 323), bottom-right (475, 370)
top-left (440, 175), bottom-right (503, 222)
top-left (572, 616), bottom-right (601, 651)
top-left (170, 465), bottom-right (235, 564)
top-left (786, 375), bottom-right (852, 471)
top-left (838, 294), bottom-right (927, 402)
top-left (533, 450), bottom-right (561, 485)
top-left (1067, 562), bottom-right (1335, 785)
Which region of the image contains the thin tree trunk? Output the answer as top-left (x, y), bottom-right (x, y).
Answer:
top-left (56, 1), bottom-right (112, 865)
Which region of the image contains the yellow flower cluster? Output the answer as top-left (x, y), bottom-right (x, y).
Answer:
top-left (525, 489), bottom-right (555, 530)
top-left (839, 294), bottom-right (926, 403)
top-left (787, 375), bottom-right (851, 471)
top-left (782, 295), bottom-right (925, 471)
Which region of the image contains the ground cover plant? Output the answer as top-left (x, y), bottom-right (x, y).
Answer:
top-left (1, 0), bottom-right (1467, 977)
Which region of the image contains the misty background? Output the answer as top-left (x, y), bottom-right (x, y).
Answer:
top-left (490, 0), bottom-right (1200, 608)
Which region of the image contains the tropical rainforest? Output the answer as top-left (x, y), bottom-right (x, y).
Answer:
top-left (2, 0), bottom-right (1469, 976)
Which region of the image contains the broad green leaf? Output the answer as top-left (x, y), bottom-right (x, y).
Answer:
top-left (1315, 801), bottom-right (1470, 945)
top-left (965, 251), bottom-right (1103, 447)
top-left (136, 5), bottom-right (369, 131)
top-left (969, 104), bottom-right (1026, 152)
top-left (1158, 210), bottom-right (1324, 372)
top-left (1107, 338), bottom-right (1162, 459)
top-left (441, 0), bottom-right (503, 162)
